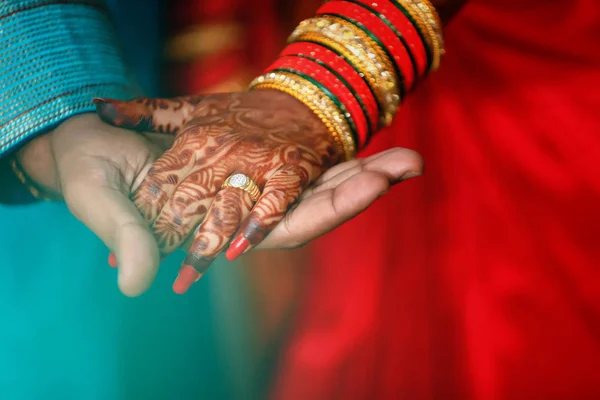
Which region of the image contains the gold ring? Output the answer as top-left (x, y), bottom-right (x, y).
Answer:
top-left (222, 173), bottom-right (261, 202)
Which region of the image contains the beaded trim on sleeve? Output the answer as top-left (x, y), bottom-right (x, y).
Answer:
top-left (0, 0), bottom-right (141, 156)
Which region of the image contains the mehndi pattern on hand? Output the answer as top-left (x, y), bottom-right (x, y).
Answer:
top-left (96, 90), bottom-right (342, 293)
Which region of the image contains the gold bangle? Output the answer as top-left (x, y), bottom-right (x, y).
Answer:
top-left (395, 0), bottom-right (444, 71)
top-left (291, 32), bottom-right (387, 124)
top-left (289, 16), bottom-right (400, 127)
top-left (410, 0), bottom-right (444, 65)
top-left (320, 16), bottom-right (396, 83)
top-left (416, 0), bottom-right (442, 28)
top-left (10, 157), bottom-right (48, 200)
top-left (250, 72), bottom-right (356, 160)
top-left (250, 72), bottom-right (355, 160)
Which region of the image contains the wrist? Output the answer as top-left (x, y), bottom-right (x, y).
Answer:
top-left (249, 82), bottom-right (350, 162)
top-left (252, 89), bottom-right (346, 163)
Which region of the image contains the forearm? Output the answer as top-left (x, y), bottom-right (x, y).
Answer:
top-left (250, 0), bottom-right (468, 160)
top-left (0, 0), bottom-right (139, 203)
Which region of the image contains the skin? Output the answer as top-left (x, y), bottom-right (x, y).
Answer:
top-left (96, 90), bottom-right (423, 293)
top-left (96, 90), bottom-right (343, 292)
top-left (16, 114), bottom-right (174, 296)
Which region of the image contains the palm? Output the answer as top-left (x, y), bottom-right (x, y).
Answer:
top-left (259, 147), bottom-right (423, 248)
top-left (49, 114), bottom-right (173, 295)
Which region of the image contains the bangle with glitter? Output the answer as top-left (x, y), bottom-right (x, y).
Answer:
top-left (250, 0), bottom-right (443, 155)
top-left (250, 71), bottom-right (356, 160)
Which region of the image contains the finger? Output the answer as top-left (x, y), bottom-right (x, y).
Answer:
top-left (258, 148), bottom-right (424, 249)
top-left (311, 147), bottom-right (401, 187)
top-left (303, 147), bottom-right (423, 199)
top-left (225, 164), bottom-right (309, 260)
top-left (173, 187), bottom-right (254, 294)
top-left (151, 168), bottom-right (227, 255)
top-left (94, 96), bottom-right (203, 135)
top-left (132, 142), bottom-right (197, 225)
top-left (62, 171), bottom-right (160, 296)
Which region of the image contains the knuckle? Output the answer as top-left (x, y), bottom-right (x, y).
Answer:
top-left (191, 235), bottom-right (211, 253)
top-left (139, 181), bottom-right (163, 198)
top-left (264, 187), bottom-right (289, 202)
top-left (158, 210), bottom-right (186, 233)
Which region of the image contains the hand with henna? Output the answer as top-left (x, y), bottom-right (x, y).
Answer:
top-left (95, 91), bottom-right (423, 294)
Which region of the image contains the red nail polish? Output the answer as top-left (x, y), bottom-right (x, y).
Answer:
top-left (173, 265), bottom-right (201, 294)
top-left (226, 237), bottom-right (250, 261)
top-left (108, 252), bottom-right (117, 268)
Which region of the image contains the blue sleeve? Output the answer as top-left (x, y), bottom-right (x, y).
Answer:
top-left (0, 0), bottom-right (141, 157)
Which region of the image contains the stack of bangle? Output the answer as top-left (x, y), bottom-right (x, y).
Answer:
top-left (250, 0), bottom-right (443, 160)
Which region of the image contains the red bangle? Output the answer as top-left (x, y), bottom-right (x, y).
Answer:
top-left (281, 41), bottom-right (378, 135)
top-left (266, 56), bottom-right (370, 148)
top-left (353, 0), bottom-right (429, 77)
top-left (317, 1), bottom-right (418, 90)
top-left (266, 56), bottom-right (368, 147)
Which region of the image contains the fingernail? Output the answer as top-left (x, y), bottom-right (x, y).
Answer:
top-left (399, 170), bottom-right (423, 182)
top-left (226, 236), bottom-right (250, 261)
top-left (173, 265), bottom-right (201, 294)
top-left (108, 252), bottom-right (118, 268)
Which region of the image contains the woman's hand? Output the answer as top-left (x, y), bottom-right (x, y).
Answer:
top-left (96, 90), bottom-right (341, 292)
top-left (97, 91), bottom-right (423, 294)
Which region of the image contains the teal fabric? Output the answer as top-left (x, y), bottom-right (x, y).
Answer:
top-left (0, 0), bottom-right (140, 155)
top-left (0, 202), bottom-right (231, 399)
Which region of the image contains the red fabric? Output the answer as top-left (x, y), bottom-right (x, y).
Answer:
top-left (167, 0), bottom-right (280, 94)
top-left (271, 1), bottom-right (600, 399)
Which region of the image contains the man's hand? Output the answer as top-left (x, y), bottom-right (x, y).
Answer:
top-left (256, 147), bottom-right (423, 250)
top-left (17, 114), bottom-right (173, 296)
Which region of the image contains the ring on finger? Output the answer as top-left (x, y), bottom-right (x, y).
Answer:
top-left (222, 173), bottom-right (261, 202)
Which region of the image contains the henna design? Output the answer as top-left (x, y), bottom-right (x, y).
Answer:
top-left (174, 187), bottom-right (254, 294)
top-left (149, 163), bottom-right (230, 254)
top-left (96, 90), bottom-right (342, 292)
top-left (226, 164), bottom-right (309, 259)
top-left (95, 97), bottom-right (200, 134)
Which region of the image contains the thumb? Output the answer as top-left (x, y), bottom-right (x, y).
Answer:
top-left (63, 168), bottom-right (160, 296)
top-left (94, 96), bottom-right (203, 135)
